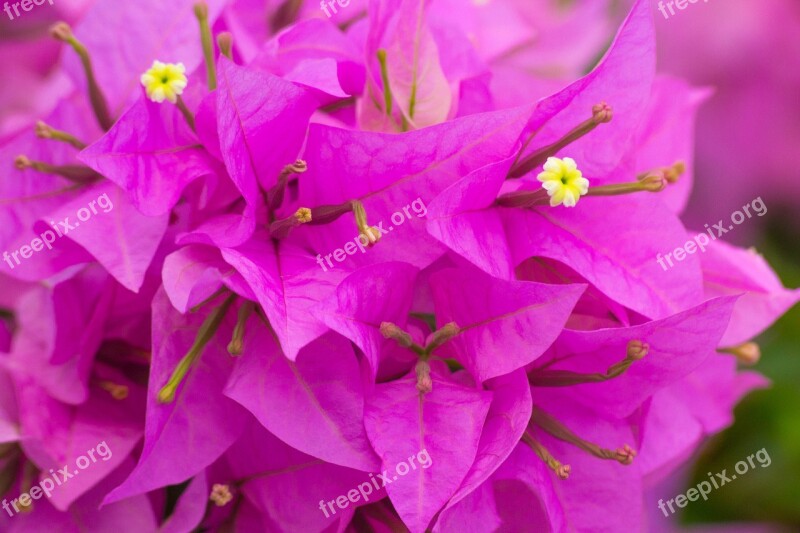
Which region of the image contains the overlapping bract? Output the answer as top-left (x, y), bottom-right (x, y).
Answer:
top-left (0, 0), bottom-right (796, 531)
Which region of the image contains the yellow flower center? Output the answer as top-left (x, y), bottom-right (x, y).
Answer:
top-left (140, 61), bottom-right (188, 104)
top-left (537, 157), bottom-right (590, 208)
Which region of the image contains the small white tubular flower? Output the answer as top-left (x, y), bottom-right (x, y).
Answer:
top-left (537, 157), bottom-right (590, 208)
top-left (140, 61), bottom-right (188, 103)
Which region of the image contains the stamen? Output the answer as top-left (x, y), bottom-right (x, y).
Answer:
top-left (35, 121), bottom-right (87, 149)
top-left (376, 49), bottom-right (393, 116)
top-left (96, 380), bottom-right (129, 400)
top-left (415, 359), bottom-right (433, 394)
top-left (15, 155), bottom-right (100, 184)
top-left (268, 208), bottom-right (313, 239)
top-left (228, 301), bottom-right (255, 356)
top-left (380, 322), bottom-right (414, 347)
top-left (267, 159), bottom-right (308, 213)
top-left (352, 200), bottom-right (381, 246)
top-left (588, 162), bottom-right (685, 197)
top-left (50, 23), bottom-right (113, 131)
top-left (194, 2), bottom-right (217, 90)
top-left (209, 483), bottom-right (233, 506)
top-left (718, 342), bottom-right (760, 366)
top-left (529, 340), bottom-right (648, 387)
top-left (158, 293), bottom-right (236, 403)
top-left (530, 406), bottom-right (636, 465)
top-left (217, 32), bottom-right (234, 61)
top-left (498, 162), bottom-right (682, 207)
top-left (521, 431), bottom-right (571, 480)
top-left (425, 322), bottom-right (460, 353)
top-left (305, 200), bottom-right (354, 225)
top-left (637, 161), bottom-right (685, 184)
top-left (586, 174), bottom-right (666, 196)
top-left (380, 322), bottom-right (426, 356)
top-left (509, 103), bottom-right (613, 179)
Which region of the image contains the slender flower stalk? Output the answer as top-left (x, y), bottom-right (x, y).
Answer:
top-left (509, 103), bottom-right (613, 179)
top-left (158, 294), bottom-right (236, 403)
top-left (35, 121), bottom-right (87, 149)
top-left (50, 22), bottom-right (114, 131)
top-left (194, 2), bottom-right (217, 90)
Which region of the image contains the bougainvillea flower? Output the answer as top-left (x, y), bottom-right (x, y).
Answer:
top-left (79, 95), bottom-right (219, 217)
top-left (365, 370), bottom-right (492, 532)
top-left (527, 295), bottom-right (738, 419)
top-left (430, 264), bottom-right (584, 383)
top-left (0, 0), bottom-right (796, 529)
top-left (536, 156), bottom-right (589, 207)
top-left (297, 104), bottom-right (534, 271)
top-left (104, 288), bottom-right (249, 504)
top-left (225, 325), bottom-right (381, 471)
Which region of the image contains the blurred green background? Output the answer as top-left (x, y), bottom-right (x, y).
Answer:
top-left (683, 212), bottom-right (800, 528)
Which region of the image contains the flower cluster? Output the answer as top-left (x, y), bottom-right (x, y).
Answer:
top-left (0, 0), bottom-right (797, 531)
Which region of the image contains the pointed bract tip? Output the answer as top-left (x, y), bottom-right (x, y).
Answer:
top-left (626, 340), bottom-right (649, 360)
top-left (592, 102), bottom-right (613, 124)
